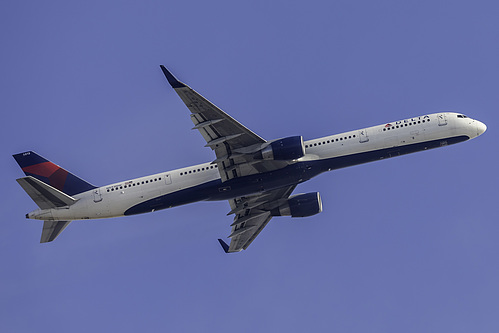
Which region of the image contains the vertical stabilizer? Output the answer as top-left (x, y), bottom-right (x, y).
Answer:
top-left (13, 151), bottom-right (96, 196)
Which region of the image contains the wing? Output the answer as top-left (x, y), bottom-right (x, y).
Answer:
top-left (161, 67), bottom-right (299, 252)
top-left (220, 185), bottom-right (297, 253)
top-left (161, 66), bottom-right (289, 182)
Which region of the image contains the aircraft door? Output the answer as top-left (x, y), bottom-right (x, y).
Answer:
top-left (438, 114), bottom-right (447, 126)
top-left (359, 129), bottom-right (369, 143)
top-left (93, 188), bottom-right (102, 202)
top-left (164, 174), bottom-right (172, 185)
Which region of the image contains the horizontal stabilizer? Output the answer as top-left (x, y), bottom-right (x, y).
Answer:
top-left (41, 220), bottom-right (71, 243)
top-left (16, 176), bottom-right (78, 210)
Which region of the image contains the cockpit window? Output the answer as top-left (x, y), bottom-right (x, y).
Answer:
top-left (457, 114), bottom-right (468, 118)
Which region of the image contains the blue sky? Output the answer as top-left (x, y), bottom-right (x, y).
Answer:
top-left (1, 0), bottom-right (498, 332)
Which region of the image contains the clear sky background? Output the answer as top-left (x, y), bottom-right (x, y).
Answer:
top-left (1, 1), bottom-right (498, 332)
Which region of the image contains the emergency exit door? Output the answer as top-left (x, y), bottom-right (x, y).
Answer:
top-left (438, 114), bottom-right (447, 126)
top-left (93, 188), bottom-right (102, 202)
top-left (359, 129), bottom-right (369, 143)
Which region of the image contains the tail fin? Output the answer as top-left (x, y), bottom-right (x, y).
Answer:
top-left (13, 151), bottom-right (96, 196)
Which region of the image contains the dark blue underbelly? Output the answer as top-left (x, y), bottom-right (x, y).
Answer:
top-left (124, 135), bottom-right (469, 216)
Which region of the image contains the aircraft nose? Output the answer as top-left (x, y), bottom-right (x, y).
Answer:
top-left (476, 120), bottom-right (487, 136)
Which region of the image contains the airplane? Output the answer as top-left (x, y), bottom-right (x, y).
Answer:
top-left (13, 66), bottom-right (487, 253)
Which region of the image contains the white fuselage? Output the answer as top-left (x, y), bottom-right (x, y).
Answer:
top-left (27, 112), bottom-right (486, 222)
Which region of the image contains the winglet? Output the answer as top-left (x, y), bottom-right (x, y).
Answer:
top-left (218, 239), bottom-right (230, 253)
top-left (160, 65), bottom-right (186, 88)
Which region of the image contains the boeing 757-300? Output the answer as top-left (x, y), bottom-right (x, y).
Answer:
top-left (13, 66), bottom-right (487, 252)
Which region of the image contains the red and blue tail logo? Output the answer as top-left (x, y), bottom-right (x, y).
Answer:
top-left (13, 151), bottom-right (96, 196)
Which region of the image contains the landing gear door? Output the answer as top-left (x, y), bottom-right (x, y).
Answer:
top-left (359, 129), bottom-right (369, 143)
top-left (438, 114), bottom-right (448, 126)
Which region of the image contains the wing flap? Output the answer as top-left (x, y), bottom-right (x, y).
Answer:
top-left (161, 66), bottom-right (274, 182)
top-left (159, 67), bottom-right (301, 253)
top-left (220, 185), bottom-right (297, 253)
top-left (161, 66), bottom-right (265, 145)
top-left (228, 213), bottom-right (272, 252)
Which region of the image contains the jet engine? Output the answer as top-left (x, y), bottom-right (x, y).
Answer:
top-left (271, 192), bottom-right (323, 217)
top-left (253, 136), bottom-right (305, 161)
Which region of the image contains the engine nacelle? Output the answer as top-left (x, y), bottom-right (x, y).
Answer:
top-left (254, 136), bottom-right (305, 161)
top-left (271, 192), bottom-right (323, 217)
